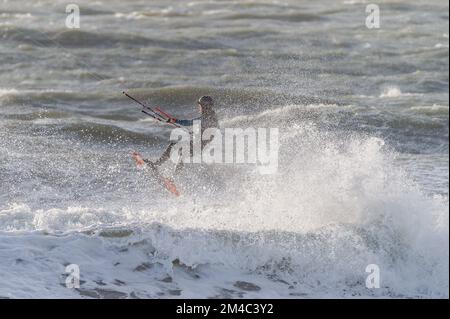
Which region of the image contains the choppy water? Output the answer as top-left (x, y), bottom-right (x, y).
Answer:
top-left (0, 0), bottom-right (448, 298)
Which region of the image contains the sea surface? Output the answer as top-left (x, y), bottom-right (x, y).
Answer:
top-left (0, 0), bottom-right (448, 298)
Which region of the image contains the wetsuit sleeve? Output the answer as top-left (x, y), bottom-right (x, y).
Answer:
top-left (175, 117), bottom-right (201, 126)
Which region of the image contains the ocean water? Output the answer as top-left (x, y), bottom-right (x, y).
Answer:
top-left (0, 0), bottom-right (448, 298)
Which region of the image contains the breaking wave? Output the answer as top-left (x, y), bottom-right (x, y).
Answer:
top-left (0, 103), bottom-right (448, 298)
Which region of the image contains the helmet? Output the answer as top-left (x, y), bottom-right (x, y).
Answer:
top-left (198, 96), bottom-right (214, 107)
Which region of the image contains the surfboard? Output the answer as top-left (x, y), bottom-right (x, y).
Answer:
top-left (132, 152), bottom-right (180, 197)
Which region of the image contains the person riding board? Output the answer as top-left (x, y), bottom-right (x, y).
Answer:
top-left (133, 96), bottom-right (218, 173)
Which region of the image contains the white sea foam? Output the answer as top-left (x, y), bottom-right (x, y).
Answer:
top-left (0, 0), bottom-right (448, 299)
top-left (380, 87), bottom-right (403, 98)
top-left (435, 43), bottom-right (449, 49)
top-left (0, 13), bottom-right (32, 19)
top-left (410, 104), bottom-right (449, 115)
top-left (0, 88), bottom-right (18, 97)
